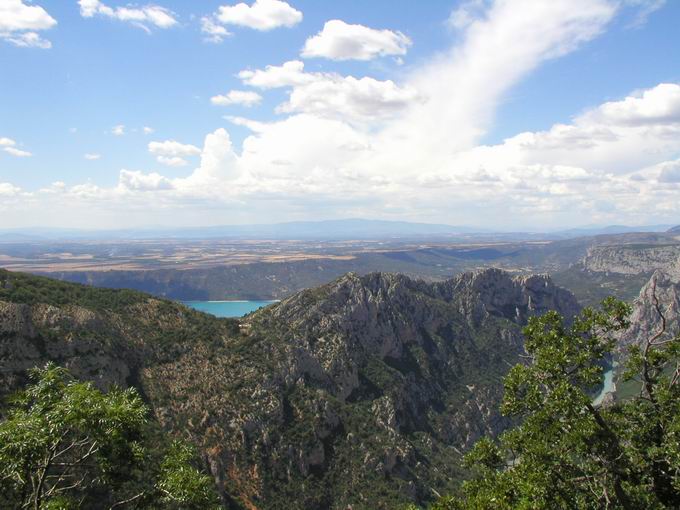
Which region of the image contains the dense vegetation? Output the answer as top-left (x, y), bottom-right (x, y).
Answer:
top-left (0, 364), bottom-right (219, 509)
top-left (0, 268), bottom-right (149, 311)
top-left (414, 292), bottom-right (680, 509)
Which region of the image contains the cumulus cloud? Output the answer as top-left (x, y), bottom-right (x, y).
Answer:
top-left (302, 20), bottom-right (411, 61)
top-left (238, 60), bottom-right (312, 89)
top-left (118, 170), bottom-right (173, 191)
top-left (496, 83), bottom-right (680, 174)
top-left (111, 124), bottom-right (125, 136)
top-left (78, 0), bottom-right (177, 32)
top-left (280, 75), bottom-right (420, 120)
top-left (7, 0), bottom-right (680, 229)
top-left (173, 128), bottom-right (239, 193)
top-left (211, 90), bottom-right (262, 107)
top-left (0, 0), bottom-right (56, 49)
top-left (215, 0), bottom-right (301, 30)
top-left (148, 140), bottom-right (201, 166)
top-left (143, 126), bottom-right (155, 135)
top-left (201, 0), bottom-right (301, 39)
top-left (148, 140), bottom-right (201, 157)
top-left (239, 60), bottom-right (420, 121)
top-left (84, 153), bottom-right (101, 160)
top-left (582, 83), bottom-right (680, 126)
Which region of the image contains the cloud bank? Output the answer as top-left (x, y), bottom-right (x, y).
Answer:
top-left (4, 0), bottom-right (677, 229)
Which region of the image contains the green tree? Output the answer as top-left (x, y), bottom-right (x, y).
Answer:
top-left (452, 290), bottom-right (680, 509)
top-left (0, 364), bottom-right (220, 509)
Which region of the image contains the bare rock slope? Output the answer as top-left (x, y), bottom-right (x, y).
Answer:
top-left (0, 268), bottom-right (579, 509)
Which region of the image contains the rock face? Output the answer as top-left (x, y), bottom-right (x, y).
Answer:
top-left (617, 271), bottom-right (680, 356)
top-left (143, 269), bottom-right (580, 509)
top-left (583, 244), bottom-right (680, 279)
top-left (0, 268), bottom-right (580, 509)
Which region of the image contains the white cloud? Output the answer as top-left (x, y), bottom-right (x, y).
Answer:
top-left (657, 161), bottom-right (680, 183)
top-left (172, 128), bottom-right (239, 193)
top-left (78, 0), bottom-right (177, 31)
top-left (148, 140), bottom-right (201, 166)
top-left (156, 156), bottom-right (189, 167)
top-left (302, 20), bottom-right (411, 61)
top-left (238, 60), bottom-right (312, 89)
top-left (211, 90), bottom-right (262, 107)
top-left (582, 83), bottom-right (680, 126)
top-left (0, 0), bottom-right (56, 49)
top-left (143, 126), bottom-right (155, 135)
top-left (0, 182), bottom-right (22, 196)
top-left (118, 170), bottom-right (173, 191)
top-left (7, 0), bottom-right (680, 229)
top-left (4, 147), bottom-right (32, 157)
top-left (148, 140), bottom-right (201, 157)
top-left (5, 31), bottom-right (52, 48)
top-left (111, 124), bottom-right (126, 136)
top-left (84, 153), bottom-right (101, 160)
top-left (213, 0), bottom-right (302, 31)
top-left (3, 143), bottom-right (32, 157)
top-left (201, 16), bottom-right (231, 43)
top-left (280, 75), bottom-right (420, 120)
top-left (240, 60), bottom-right (420, 121)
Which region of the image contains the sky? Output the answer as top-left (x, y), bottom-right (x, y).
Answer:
top-left (1, 0), bottom-right (680, 230)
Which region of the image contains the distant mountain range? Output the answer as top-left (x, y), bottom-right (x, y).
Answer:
top-left (553, 224), bottom-right (675, 238)
top-left (0, 219), bottom-right (676, 241)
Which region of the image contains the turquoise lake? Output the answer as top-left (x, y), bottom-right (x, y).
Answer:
top-left (183, 300), bottom-right (278, 318)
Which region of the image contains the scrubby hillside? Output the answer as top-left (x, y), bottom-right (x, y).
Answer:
top-left (0, 268), bottom-right (579, 509)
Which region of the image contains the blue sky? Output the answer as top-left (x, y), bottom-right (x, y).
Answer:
top-left (1, 0), bottom-right (680, 229)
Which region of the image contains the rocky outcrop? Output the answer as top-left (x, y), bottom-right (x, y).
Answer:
top-left (617, 271), bottom-right (680, 356)
top-left (0, 268), bottom-right (580, 509)
top-left (583, 244), bottom-right (680, 279)
top-left (173, 269), bottom-right (579, 508)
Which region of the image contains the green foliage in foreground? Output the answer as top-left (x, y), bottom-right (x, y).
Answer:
top-left (0, 364), bottom-right (220, 510)
top-left (423, 294), bottom-right (680, 509)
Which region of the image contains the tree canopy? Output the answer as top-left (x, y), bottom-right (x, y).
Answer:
top-left (440, 293), bottom-right (680, 509)
top-left (0, 364), bottom-right (220, 510)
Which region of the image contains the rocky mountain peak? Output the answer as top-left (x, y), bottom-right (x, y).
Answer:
top-left (1, 268), bottom-right (581, 509)
top-left (618, 270), bottom-right (680, 354)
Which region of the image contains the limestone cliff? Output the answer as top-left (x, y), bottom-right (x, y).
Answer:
top-left (583, 244), bottom-right (680, 279)
top-left (0, 268), bottom-right (579, 509)
top-left (617, 271), bottom-right (680, 356)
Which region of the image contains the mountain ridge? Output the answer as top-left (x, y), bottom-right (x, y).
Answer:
top-left (0, 268), bottom-right (580, 508)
